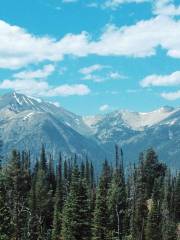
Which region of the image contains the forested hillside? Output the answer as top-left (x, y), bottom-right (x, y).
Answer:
top-left (0, 143), bottom-right (179, 240)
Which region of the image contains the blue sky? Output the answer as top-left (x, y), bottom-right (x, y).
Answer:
top-left (0, 0), bottom-right (180, 115)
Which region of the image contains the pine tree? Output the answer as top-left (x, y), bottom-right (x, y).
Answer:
top-left (134, 153), bottom-right (148, 240)
top-left (144, 148), bottom-right (166, 198)
top-left (161, 173), bottom-right (177, 240)
top-left (47, 154), bottom-right (56, 191)
top-left (33, 152), bottom-right (54, 239)
top-left (0, 168), bottom-right (12, 239)
top-left (92, 160), bottom-right (111, 240)
top-left (90, 161), bottom-right (95, 189)
top-left (145, 200), bottom-right (162, 240)
top-left (5, 150), bottom-right (31, 239)
top-left (108, 147), bottom-right (126, 240)
top-left (145, 177), bottom-right (163, 240)
top-left (85, 157), bottom-right (90, 185)
top-left (81, 161), bottom-right (85, 179)
top-left (61, 163), bottom-right (91, 240)
top-left (40, 144), bottom-right (47, 172)
top-left (0, 137), bottom-right (3, 170)
top-left (28, 177), bottom-right (40, 240)
top-left (52, 154), bottom-right (64, 240)
top-left (174, 172), bottom-right (180, 223)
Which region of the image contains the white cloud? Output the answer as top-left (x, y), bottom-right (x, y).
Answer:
top-left (0, 20), bottom-right (90, 69)
top-left (82, 71), bottom-right (125, 83)
top-left (161, 90), bottom-right (180, 100)
top-left (82, 74), bottom-right (104, 82)
top-left (80, 64), bottom-right (126, 82)
top-left (79, 64), bottom-right (105, 75)
top-left (13, 64), bottom-right (55, 79)
top-left (108, 71), bottom-right (126, 80)
top-left (0, 78), bottom-right (90, 97)
top-left (2, 16), bottom-right (180, 70)
top-left (89, 16), bottom-right (180, 58)
top-left (99, 104), bottom-right (110, 112)
top-left (104, 0), bottom-right (150, 9)
top-left (80, 64), bottom-right (107, 82)
top-left (140, 71), bottom-right (180, 87)
top-left (47, 84), bottom-right (90, 97)
top-left (153, 0), bottom-right (180, 16)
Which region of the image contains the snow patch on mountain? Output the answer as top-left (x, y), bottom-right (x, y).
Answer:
top-left (84, 106), bottom-right (178, 131)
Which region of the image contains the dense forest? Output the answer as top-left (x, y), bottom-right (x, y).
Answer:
top-left (0, 141), bottom-right (179, 240)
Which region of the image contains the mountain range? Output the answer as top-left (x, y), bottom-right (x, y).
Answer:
top-left (0, 92), bottom-right (179, 169)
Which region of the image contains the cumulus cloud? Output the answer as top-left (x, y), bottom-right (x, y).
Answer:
top-left (153, 0), bottom-right (180, 16)
top-left (0, 20), bottom-right (90, 69)
top-left (13, 64), bottom-right (55, 79)
top-left (2, 16), bottom-right (180, 70)
top-left (161, 90), bottom-right (180, 100)
top-left (0, 78), bottom-right (90, 97)
top-left (99, 104), bottom-right (110, 112)
top-left (89, 16), bottom-right (180, 58)
top-left (140, 71), bottom-right (180, 87)
top-left (104, 0), bottom-right (150, 9)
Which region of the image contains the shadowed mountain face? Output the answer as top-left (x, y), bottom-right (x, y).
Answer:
top-left (0, 92), bottom-right (105, 169)
top-left (0, 92), bottom-right (179, 169)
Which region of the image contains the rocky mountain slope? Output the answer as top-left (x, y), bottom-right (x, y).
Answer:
top-left (0, 92), bottom-right (179, 169)
top-left (84, 107), bottom-right (180, 169)
top-left (0, 92), bottom-right (104, 168)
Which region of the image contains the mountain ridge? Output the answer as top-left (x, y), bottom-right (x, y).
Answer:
top-left (0, 91), bottom-right (179, 169)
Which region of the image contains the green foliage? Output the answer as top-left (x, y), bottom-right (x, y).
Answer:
top-left (174, 172), bottom-right (180, 223)
top-left (92, 160), bottom-right (111, 240)
top-left (107, 147), bottom-right (126, 240)
top-left (0, 146), bottom-right (178, 240)
top-left (61, 163), bottom-right (91, 240)
top-left (145, 200), bottom-right (162, 240)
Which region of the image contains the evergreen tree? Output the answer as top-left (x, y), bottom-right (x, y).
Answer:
top-left (161, 173), bottom-right (177, 240)
top-left (0, 144), bottom-right (178, 240)
top-left (145, 200), bottom-right (162, 240)
top-left (108, 147), bottom-right (126, 240)
top-left (144, 148), bottom-right (166, 198)
top-left (174, 172), bottom-right (180, 223)
top-left (134, 153), bottom-right (148, 240)
top-left (47, 154), bottom-right (56, 191)
top-left (5, 150), bottom-right (31, 239)
top-left (92, 160), bottom-right (111, 240)
top-left (0, 137), bottom-right (3, 170)
top-left (0, 168), bottom-right (12, 239)
top-left (80, 161), bottom-right (85, 179)
top-left (33, 152), bottom-right (54, 239)
top-left (145, 177), bottom-right (163, 240)
top-left (85, 157), bottom-right (90, 185)
top-left (40, 144), bottom-right (47, 172)
top-left (61, 162), bottom-right (91, 240)
top-left (52, 154), bottom-right (64, 240)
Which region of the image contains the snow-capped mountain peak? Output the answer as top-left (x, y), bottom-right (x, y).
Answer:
top-left (84, 106), bottom-right (178, 131)
top-left (0, 92), bottom-right (179, 169)
top-left (0, 91), bottom-right (43, 112)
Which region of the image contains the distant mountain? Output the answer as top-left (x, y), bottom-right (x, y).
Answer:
top-left (0, 92), bottom-right (105, 169)
top-left (84, 107), bottom-right (180, 169)
top-left (0, 92), bottom-right (179, 169)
